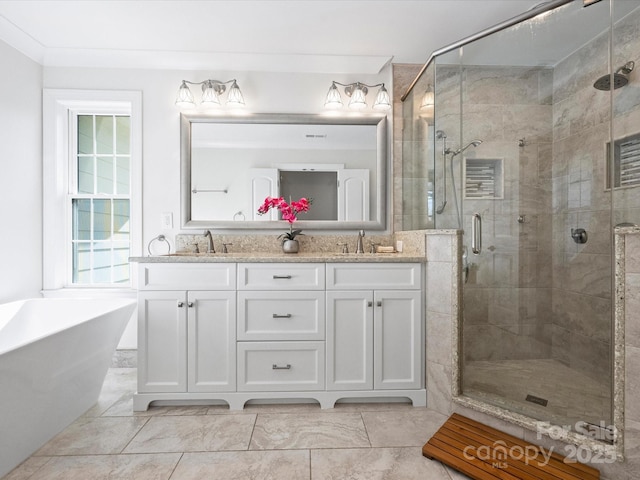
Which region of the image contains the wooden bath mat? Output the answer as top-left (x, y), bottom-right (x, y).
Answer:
top-left (422, 413), bottom-right (600, 480)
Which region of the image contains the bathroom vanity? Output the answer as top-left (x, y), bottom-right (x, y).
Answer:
top-left (130, 254), bottom-right (426, 411)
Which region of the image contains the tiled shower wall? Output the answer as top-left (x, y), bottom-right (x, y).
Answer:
top-left (551, 6), bottom-right (640, 383)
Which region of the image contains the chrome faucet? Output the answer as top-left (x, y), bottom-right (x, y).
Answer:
top-left (204, 230), bottom-right (215, 253)
top-left (355, 229), bottom-right (365, 254)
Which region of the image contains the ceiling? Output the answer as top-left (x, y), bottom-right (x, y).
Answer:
top-left (0, 0), bottom-right (541, 74)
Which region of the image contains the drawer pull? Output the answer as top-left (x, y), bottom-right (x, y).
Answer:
top-left (272, 364), bottom-right (292, 370)
top-left (272, 313), bottom-right (292, 318)
top-left (272, 275), bottom-right (292, 279)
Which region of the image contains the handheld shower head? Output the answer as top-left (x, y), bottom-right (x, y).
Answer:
top-left (436, 130), bottom-right (447, 140)
top-left (452, 139), bottom-right (483, 156)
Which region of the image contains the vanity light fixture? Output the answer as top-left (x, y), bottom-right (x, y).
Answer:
top-left (324, 81), bottom-right (391, 111)
top-left (175, 79), bottom-right (245, 108)
top-left (418, 84), bottom-right (435, 121)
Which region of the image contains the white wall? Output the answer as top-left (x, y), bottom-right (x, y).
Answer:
top-left (0, 40), bottom-right (42, 302)
top-left (42, 67), bottom-right (392, 252)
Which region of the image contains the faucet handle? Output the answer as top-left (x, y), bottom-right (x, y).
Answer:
top-left (369, 242), bottom-right (380, 254)
top-left (336, 242), bottom-right (349, 254)
top-left (193, 243), bottom-right (200, 254)
top-left (222, 243), bottom-right (233, 254)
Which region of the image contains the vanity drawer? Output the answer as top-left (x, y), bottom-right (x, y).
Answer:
top-left (326, 263), bottom-right (421, 290)
top-left (237, 291), bottom-right (325, 341)
top-left (237, 342), bottom-right (325, 391)
top-left (138, 263), bottom-right (236, 290)
top-left (237, 263), bottom-right (325, 290)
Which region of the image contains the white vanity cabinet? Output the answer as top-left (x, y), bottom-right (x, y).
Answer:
top-left (136, 264), bottom-right (236, 394)
top-left (326, 263), bottom-right (423, 391)
top-left (134, 260), bottom-right (425, 411)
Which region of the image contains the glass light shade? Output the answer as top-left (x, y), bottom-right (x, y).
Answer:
top-left (201, 82), bottom-right (222, 107)
top-left (324, 83), bottom-right (343, 109)
top-left (420, 86), bottom-right (434, 110)
top-left (175, 81), bottom-right (195, 107)
top-left (348, 85), bottom-right (367, 109)
top-left (226, 81), bottom-right (245, 107)
top-left (373, 85), bottom-right (391, 110)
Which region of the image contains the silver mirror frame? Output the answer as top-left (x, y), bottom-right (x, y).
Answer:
top-left (180, 112), bottom-right (388, 230)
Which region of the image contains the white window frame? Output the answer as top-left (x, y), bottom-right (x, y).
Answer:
top-left (43, 89), bottom-right (142, 295)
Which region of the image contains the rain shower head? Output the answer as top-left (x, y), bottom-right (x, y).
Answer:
top-left (594, 61), bottom-right (634, 90)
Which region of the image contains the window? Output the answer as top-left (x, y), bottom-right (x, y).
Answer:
top-left (71, 114), bottom-right (131, 284)
top-left (43, 90), bottom-right (141, 292)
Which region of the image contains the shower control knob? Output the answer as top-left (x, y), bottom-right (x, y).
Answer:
top-left (571, 228), bottom-right (588, 244)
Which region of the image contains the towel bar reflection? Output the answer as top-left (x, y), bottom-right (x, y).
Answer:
top-left (192, 188), bottom-right (228, 194)
top-left (472, 213), bottom-right (482, 254)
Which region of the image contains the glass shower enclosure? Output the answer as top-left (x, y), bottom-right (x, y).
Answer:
top-left (402, 0), bottom-right (640, 442)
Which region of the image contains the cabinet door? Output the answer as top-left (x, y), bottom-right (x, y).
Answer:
top-left (188, 291), bottom-right (236, 392)
top-left (138, 290), bottom-right (187, 393)
top-left (326, 291), bottom-right (373, 390)
top-left (374, 290), bottom-right (422, 390)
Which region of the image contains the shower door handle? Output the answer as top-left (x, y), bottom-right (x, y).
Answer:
top-left (471, 213), bottom-right (482, 254)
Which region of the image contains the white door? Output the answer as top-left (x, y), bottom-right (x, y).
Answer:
top-left (249, 168), bottom-right (278, 220)
top-left (337, 169), bottom-right (369, 221)
top-left (137, 290), bottom-right (187, 393)
top-left (326, 291), bottom-right (373, 390)
top-left (187, 291), bottom-right (237, 392)
top-left (374, 290), bottom-right (422, 390)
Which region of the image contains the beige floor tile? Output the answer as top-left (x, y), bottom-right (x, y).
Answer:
top-left (34, 417), bottom-right (149, 456)
top-left (123, 414), bottom-right (256, 453)
top-left (17, 453), bottom-right (180, 480)
top-left (444, 465), bottom-right (473, 479)
top-left (311, 447), bottom-right (452, 480)
top-left (250, 412), bottom-right (370, 450)
top-left (2, 457), bottom-right (52, 480)
top-left (362, 409), bottom-right (448, 447)
top-left (171, 450), bottom-right (310, 479)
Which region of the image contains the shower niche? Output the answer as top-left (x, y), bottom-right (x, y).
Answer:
top-left (606, 132), bottom-right (640, 190)
top-left (463, 158), bottom-right (503, 199)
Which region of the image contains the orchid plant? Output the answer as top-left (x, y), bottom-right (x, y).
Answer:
top-left (257, 196), bottom-right (312, 241)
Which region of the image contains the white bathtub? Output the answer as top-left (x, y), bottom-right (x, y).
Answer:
top-left (0, 298), bottom-right (136, 478)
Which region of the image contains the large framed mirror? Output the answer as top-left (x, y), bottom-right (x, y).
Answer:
top-left (180, 113), bottom-right (387, 230)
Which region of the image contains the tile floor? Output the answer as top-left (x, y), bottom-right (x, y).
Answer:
top-left (3, 368), bottom-right (470, 480)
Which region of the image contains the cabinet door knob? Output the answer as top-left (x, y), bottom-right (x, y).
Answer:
top-left (272, 275), bottom-right (292, 279)
top-left (376, 301), bottom-right (382, 307)
top-left (272, 313), bottom-right (292, 318)
top-left (177, 301), bottom-right (184, 307)
top-left (367, 301), bottom-right (373, 307)
top-left (272, 364), bottom-right (292, 370)
top-left (188, 302), bottom-right (194, 308)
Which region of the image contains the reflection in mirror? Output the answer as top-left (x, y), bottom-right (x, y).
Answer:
top-left (181, 113), bottom-right (387, 230)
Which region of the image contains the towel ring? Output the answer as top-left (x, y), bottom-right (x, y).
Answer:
top-left (233, 211), bottom-right (246, 221)
top-left (147, 234), bottom-right (171, 256)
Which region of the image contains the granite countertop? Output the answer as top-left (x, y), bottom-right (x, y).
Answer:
top-left (130, 252), bottom-right (426, 263)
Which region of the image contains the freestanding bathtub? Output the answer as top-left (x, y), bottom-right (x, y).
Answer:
top-left (0, 297), bottom-right (136, 478)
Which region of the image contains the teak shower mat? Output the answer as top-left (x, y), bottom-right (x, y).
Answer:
top-left (422, 413), bottom-right (600, 480)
